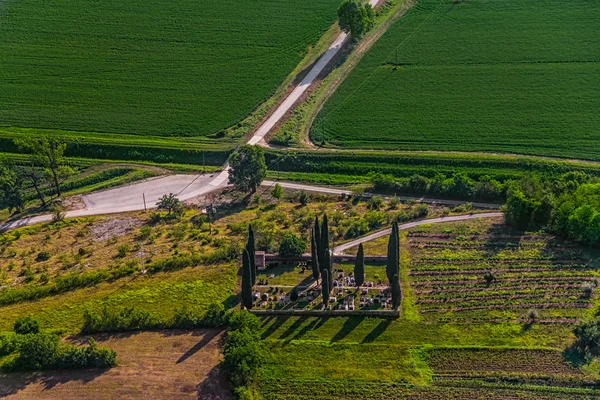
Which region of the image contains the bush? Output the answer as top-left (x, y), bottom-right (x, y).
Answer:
top-left (35, 251), bottom-right (51, 262)
top-left (222, 311), bottom-right (264, 389)
top-left (116, 244), bottom-right (131, 258)
top-left (82, 306), bottom-right (163, 334)
top-left (4, 332), bottom-right (117, 372)
top-left (574, 317), bottom-right (600, 357)
top-left (367, 196), bottom-right (384, 210)
top-left (14, 316), bottom-right (40, 335)
top-left (278, 232), bottom-right (306, 258)
top-left (173, 302), bottom-right (226, 329)
top-left (298, 190), bottom-right (310, 206)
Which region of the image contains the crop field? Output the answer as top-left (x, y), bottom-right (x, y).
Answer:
top-left (0, 0), bottom-right (339, 138)
top-left (316, 0), bottom-right (600, 160)
top-left (407, 219), bottom-right (600, 323)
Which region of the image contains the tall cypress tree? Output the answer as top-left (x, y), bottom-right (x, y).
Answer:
top-left (311, 228), bottom-right (320, 282)
top-left (391, 273), bottom-right (401, 310)
top-left (314, 216), bottom-right (321, 266)
top-left (323, 248), bottom-right (333, 290)
top-left (386, 222), bottom-right (399, 284)
top-left (354, 243), bottom-right (365, 287)
top-left (246, 225), bottom-right (256, 286)
top-left (321, 214), bottom-right (329, 267)
top-left (322, 269), bottom-right (330, 308)
top-left (241, 249), bottom-right (253, 310)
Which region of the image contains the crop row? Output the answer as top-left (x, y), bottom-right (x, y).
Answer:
top-left (420, 302), bottom-right (592, 314)
top-left (415, 283), bottom-right (591, 295)
top-left (409, 266), bottom-right (595, 276)
top-left (259, 379), bottom-right (589, 399)
top-left (428, 348), bottom-right (582, 376)
top-left (417, 293), bottom-right (588, 306)
top-left (412, 276), bottom-right (595, 287)
top-left (410, 261), bottom-right (589, 272)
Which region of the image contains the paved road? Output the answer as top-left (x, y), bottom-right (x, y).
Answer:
top-left (262, 180), bottom-right (502, 209)
top-left (332, 212), bottom-right (504, 255)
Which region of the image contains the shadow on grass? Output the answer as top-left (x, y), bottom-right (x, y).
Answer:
top-left (0, 367), bottom-right (108, 397)
top-left (222, 294), bottom-right (240, 311)
top-left (196, 365), bottom-right (234, 400)
top-left (278, 317), bottom-right (309, 340)
top-left (361, 318), bottom-right (392, 343)
top-left (261, 315), bottom-right (290, 339)
top-left (291, 317), bottom-right (324, 341)
top-left (177, 329), bottom-right (222, 364)
top-left (562, 344), bottom-right (587, 369)
top-left (331, 316), bottom-right (364, 342)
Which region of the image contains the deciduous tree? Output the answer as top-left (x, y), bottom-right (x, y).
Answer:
top-left (271, 183), bottom-right (284, 203)
top-left (338, 0), bottom-right (375, 39)
top-left (228, 145), bottom-right (267, 193)
top-left (156, 193), bottom-right (182, 216)
top-left (15, 136), bottom-right (74, 197)
top-left (0, 162), bottom-right (25, 213)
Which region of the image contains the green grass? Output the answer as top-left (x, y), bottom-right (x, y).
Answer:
top-left (0, 0), bottom-right (339, 137)
top-left (316, 0), bottom-right (600, 160)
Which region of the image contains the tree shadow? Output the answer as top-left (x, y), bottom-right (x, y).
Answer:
top-left (222, 294), bottom-right (240, 311)
top-left (278, 317), bottom-right (309, 340)
top-left (361, 318), bottom-right (392, 343)
top-left (260, 315), bottom-right (275, 328)
top-left (177, 329), bottom-right (222, 364)
top-left (0, 367), bottom-right (108, 397)
top-left (331, 316), bottom-right (364, 342)
top-left (562, 345), bottom-right (588, 369)
top-left (261, 315), bottom-right (290, 339)
top-left (291, 317), bottom-right (323, 341)
top-left (197, 365), bottom-right (234, 400)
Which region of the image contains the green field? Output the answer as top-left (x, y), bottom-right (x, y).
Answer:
top-left (0, 0), bottom-right (339, 138)
top-left (316, 0), bottom-right (600, 160)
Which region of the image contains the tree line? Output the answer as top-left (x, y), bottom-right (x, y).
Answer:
top-left (0, 137), bottom-right (75, 213)
top-left (504, 172), bottom-right (600, 246)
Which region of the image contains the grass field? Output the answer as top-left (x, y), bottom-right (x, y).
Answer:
top-left (316, 0), bottom-right (600, 160)
top-left (0, 0), bottom-right (339, 138)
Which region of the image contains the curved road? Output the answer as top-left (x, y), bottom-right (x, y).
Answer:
top-left (333, 212), bottom-right (504, 255)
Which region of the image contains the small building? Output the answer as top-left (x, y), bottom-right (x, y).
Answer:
top-left (255, 251), bottom-right (266, 270)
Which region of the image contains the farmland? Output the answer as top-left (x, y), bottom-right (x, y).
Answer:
top-left (0, 0), bottom-right (340, 138)
top-left (257, 217), bottom-right (600, 399)
top-left (316, 0), bottom-right (600, 160)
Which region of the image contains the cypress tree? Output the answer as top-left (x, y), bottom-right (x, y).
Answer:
top-left (311, 228), bottom-right (320, 282)
top-left (322, 269), bottom-right (330, 308)
top-left (241, 249), bottom-right (253, 310)
top-left (386, 222), bottom-right (399, 284)
top-left (246, 225), bottom-right (256, 286)
top-left (354, 243), bottom-right (365, 287)
top-left (314, 216), bottom-right (321, 266)
top-left (321, 214), bottom-right (329, 266)
top-left (391, 273), bottom-right (401, 310)
top-left (323, 248), bottom-right (333, 290)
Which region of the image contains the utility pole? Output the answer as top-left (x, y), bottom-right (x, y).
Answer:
top-left (143, 193), bottom-right (147, 212)
top-left (138, 247), bottom-right (146, 274)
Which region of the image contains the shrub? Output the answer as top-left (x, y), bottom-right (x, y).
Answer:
top-left (222, 311), bottom-right (264, 389)
top-left (14, 316), bottom-right (40, 335)
top-left (483, 271), bottom-right (496, 285)
top-left (583, 283), bottom-right (595, 298)
top-left (367, 196), bottom-right (384, 210)
top-left (290, 290), bottom-right (299, 302)
top-left (278, 232), bottom-right (306, 258)
top-left (389, 196), bottom-right (400, 209)
top-left (116, 244), bottom-right (131, 258)
top-left (298, 190), bottom-right (310, 206)
top-left (526, 309), bottom-right (540, 323)
top-left (51, 205), bottom-right (65, 223)
top-left (4, 333), bottom-right (117, 372)
top-left (574, 317), bottom-right (600, 357)
top-left (35, 251), bottom-right (51, 262)
top-left (82, 306), bottom-right (162, 334)
top-left (173, 302), bottom-right (225, 328)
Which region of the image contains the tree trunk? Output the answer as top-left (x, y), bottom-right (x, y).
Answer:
top-left (51, 168), bottom-right (61, 197)
top-left (30, 179), bottom-right (46, 206)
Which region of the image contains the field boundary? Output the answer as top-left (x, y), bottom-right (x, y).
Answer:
top-left (250, 309), bottom-right (399, 317)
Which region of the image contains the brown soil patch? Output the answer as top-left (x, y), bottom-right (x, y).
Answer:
top-left (91, 216), bottom-right (144, 242)
top-left (61, 195), bottom-right (86, 212)
top-left (0, 329), bottom-right (232, 400)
